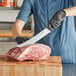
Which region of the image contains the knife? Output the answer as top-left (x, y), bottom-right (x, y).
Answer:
top-left (16, 28), bottom-right (51, 47)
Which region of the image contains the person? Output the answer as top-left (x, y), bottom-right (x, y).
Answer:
top-left (12, 0), bottom-right (76, 63)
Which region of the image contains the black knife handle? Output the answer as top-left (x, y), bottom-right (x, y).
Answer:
top-left (15, 36), bottom-right (29, 44)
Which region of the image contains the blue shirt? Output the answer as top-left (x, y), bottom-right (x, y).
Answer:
top-left (17, 0), bottom-right (76, 63)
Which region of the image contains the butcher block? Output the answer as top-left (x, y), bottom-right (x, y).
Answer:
top-left (0, 55), bottom-right (62, 76)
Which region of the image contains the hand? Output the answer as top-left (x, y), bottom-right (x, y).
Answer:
top-left (48, 9), bottom-right (66, 30)
top-left (15, 36), bottom-right (29, 44)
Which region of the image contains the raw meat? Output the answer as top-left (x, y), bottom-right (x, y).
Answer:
top-left (6, 44), bottom-right (51, 61)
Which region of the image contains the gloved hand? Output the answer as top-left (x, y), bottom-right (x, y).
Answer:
top-left (15, 36), bottom-right (29, 44)
top-left (48, 9), bottom-right (66, 30)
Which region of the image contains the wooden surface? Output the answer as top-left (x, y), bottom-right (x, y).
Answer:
top-left (0, 30), bottom-right (34, 38)
top-left (0, 55), bottom-right (62, 76)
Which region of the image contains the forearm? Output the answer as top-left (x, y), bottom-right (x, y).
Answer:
top-left (12, 19), bottom-right (25, 38)
top-left (64, 6), bottom-right (76, 16)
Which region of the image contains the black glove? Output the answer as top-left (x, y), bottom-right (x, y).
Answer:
top-left (48, 9), bottom-right (66, 30)
top-left (15, 36), bottom-right (29, 44)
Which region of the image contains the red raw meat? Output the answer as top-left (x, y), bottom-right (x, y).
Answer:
top-left (6, 44), bottom-right (51, 61)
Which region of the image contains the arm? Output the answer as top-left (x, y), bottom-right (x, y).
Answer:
top-left (12, 19), bottom-right (29, 44)
top-left (64, 6), bottom-right (76, 16)
top-left (12, 19), bottom-right (25, 38)
top-left (48, 6), bottom-right (76, 30)
top-left (12, 0), bottom-right (32, 44)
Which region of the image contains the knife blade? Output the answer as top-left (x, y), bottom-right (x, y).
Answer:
top-left (16, 28), bottom-right (51, 47)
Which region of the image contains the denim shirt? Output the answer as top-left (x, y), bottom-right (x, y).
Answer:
top-left (17, 0), bottom-right (76, 63)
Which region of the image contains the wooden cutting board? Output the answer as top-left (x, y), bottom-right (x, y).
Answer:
top-left (0, 30), bottom-right (34, 38)
top-left (0, 55), bottom-right (62, 76)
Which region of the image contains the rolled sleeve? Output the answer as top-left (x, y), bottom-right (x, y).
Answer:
top-left (72, 0), bottom-right (76, 6)
top-left (16, 0), bottom-right (32, 23)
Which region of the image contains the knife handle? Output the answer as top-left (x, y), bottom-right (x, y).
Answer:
top-left (15, 36), bottom-right (29, 44)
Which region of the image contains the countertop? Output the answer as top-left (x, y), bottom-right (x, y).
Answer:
top-left (62, 64), bottom-right (76, 76)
